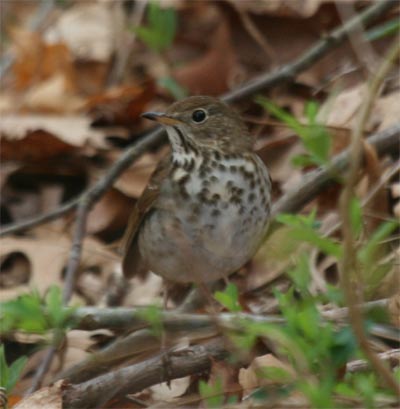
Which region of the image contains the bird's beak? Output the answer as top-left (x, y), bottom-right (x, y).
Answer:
top-left (141, 112), bottom-right (182, 126)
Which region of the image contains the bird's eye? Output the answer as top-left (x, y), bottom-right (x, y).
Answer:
top-left (191, 109), bottom-right (208, 123)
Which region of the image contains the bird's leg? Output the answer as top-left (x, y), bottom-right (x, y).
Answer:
top-left (161, 280), bottom-right (173, 386)
top-left (197, 281), bottom-right (224, 341)
top-left (222, 275), bottom-right (230, 287)
top-left (198, 282), bottom-right (219, 313)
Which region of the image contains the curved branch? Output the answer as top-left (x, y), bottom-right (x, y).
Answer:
top-left (271, 122), bottom-right (400, 217)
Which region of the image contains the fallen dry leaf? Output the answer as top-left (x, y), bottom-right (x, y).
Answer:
top-left (87, 188), bottom-right (134, 237)
top-left (11, 28), bottom-right (76, 91)
top-left (228, 0), bottom-right (331, 18)
top-left (0, 235), bottom-right (69, 300)
top-left (74, 60), bottom-right (111, 95)
top-left (46, 2), bottom-right (122, 62)
top-left (321, 84), bottom-right (365, 128)
top-left (0, 115), bottom-right (107, 154)
top-left (239, 354), bottom-right (294, 394)
top-left (86, 82), bottom-right (155, 127)
top-left (391, 182), bottom-right (400, 219)
top-left (23, 73), bottom-right (84, 114)
top-left (256, 134), bottom-right (304, 195)
top-left (14, 379), bottom-right (66, 409)
top-left (150, 376), bottom-right (191, 402)
top-left (0, 231), bottom-right (118, 303)
top-left (250, 225), bottom-right (303, 291)
top-left (375, 91), bottom-right (400, 131)
top-left (112, 149), bottom-right (164, 198)
top-left (173, 18), bottom-right (237, 95)
top-left (0, 251), bottom-right (30, 288)
top-left (124, 272), bottom-right (163, 307)
top-left (0, 130), bottom-right (77, 162)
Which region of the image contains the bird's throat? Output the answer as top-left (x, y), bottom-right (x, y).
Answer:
top-left (167, 126), bottom-right (199, 165)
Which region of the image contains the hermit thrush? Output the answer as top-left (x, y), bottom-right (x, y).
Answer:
top-left (121, 96), bottom-right (271, 286)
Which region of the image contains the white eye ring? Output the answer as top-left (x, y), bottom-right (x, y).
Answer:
top-left (191, 109), bottom-right (208, 124)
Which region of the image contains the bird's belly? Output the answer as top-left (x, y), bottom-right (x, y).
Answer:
top-left (139, 155), bottom-right (271, 283)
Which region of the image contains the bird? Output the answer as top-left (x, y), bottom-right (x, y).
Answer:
top-left (121, 95), bottom-right (271, 301)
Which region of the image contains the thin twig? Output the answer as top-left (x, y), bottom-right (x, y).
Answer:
top-left (107, 0), bottom-right (147, 85)
top-left (346, 349), bottom-right (400, 373)
top-left (26, 200), bottom-right (91, 393)
top-left (224, 1), bottom-right (396, 103)
top-left (234, 6), bottom-right (277, 61)
top-left (25, 346), bottom-right (57, 395)
top-left (0, 0), bottom-right (395, 238)
top-left (339, 39), bottom-right (400, 396)
top-left (62, 200), bottom-right (90, 304)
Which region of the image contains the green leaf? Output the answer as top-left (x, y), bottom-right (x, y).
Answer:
top-left (303, 124), bottom-right (331, 164)
top-left (287, 254), bottom-right (311, 294)
top-left (157, 76), bottom-right (188, 100)
top-left (349, 196), bottom-right (363, 237)
top-left (305, 101), bottom-right (319, 123)
top-left (7, 355), bottom-right (28, 394)
top-left (0, 345), bottom-right (27, 394)
top-left (256, 97), bottom-right (305, 137)
top-left (330, 326), bottom-right (357, 368)
top-left (1, 287), bottom-right (75, 335)
top-left (230, 331), bottom-right (257, 351)
top-left (276, 210), bottom-right (319, 229)
top-left (45, 285), bottom-right (65, 327)
top-left (259, 366), bottom-right (292, 383)
top-left (335, 381), bottom-right (357, 397)
top-left (358, 219), bottom-right (399, 264)
top-left (291, 154), bottom-right (319, 168)
top-left (214, 283), bottom-right (242, 312)
top-left (324, 284), bottom-right (344, 305)
top-left (0, 345), bottom-right (8, 391)
top-left (366, 18), bottom-right (400, 41)
top-left (289, 226), bottom-right (342, 258)
top-left (199, 377), bottom-right (224, 408)
top-left (277, 212), bottom-right (341, 257)
top-left (256, 96), bottom-right (331, 164)
top-left (133, 1), bottom-right (177, 52)
top-left (0, 291), bottom-right (47, 333)
top-left (137, 305), bottom-right (163, 338)
top-left (226, 395), bottom-right (238, 404)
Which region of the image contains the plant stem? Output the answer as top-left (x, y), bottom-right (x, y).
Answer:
top-left (339, 38), bottom-right (400, 396)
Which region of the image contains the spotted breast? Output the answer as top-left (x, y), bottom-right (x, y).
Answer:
top-left (138, 146), bottom-right (271, 283)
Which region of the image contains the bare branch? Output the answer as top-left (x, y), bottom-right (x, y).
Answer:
top-left (58, 300), bottom-right (396, 384)
top-left (271, 122), bottom-right (400, 218)
top-left (347, 349), bottom-right (400, 373)
top-left (70, 301), bottom-right (387, 332)
top-left (63, 338), bottom-right (227, 409)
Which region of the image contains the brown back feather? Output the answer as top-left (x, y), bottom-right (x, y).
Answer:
top-left (121, 154), bottom-right (172, 278)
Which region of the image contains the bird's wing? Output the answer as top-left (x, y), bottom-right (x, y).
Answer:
top-left (121, 154), bottom-right (172, 278)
